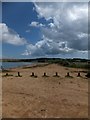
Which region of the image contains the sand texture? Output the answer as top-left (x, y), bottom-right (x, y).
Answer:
top-left (1, 64), bottom-right (88, 118)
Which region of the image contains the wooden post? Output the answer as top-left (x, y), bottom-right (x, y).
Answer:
top-left (6, 73), bottom-right (8, 76)
top-left (55, 72), bottom-right (58, 76)
top-left (42, 72), bottom-right (48, 77)
top-left (67, 72), bottom-right (70, 77)
top-left (85, 72), bottom-right (90, 78)
top-left (53, 72), bottom-right (59, 77)
top-left (44, 72), bottom-right (46, 76)
top-left (31, 72), bottom-right (37, 78)
top-left (65, 72), bottom-right (73, 78)
top-left (31, 72), bottom-right (34, 76)
top-left (77, 72), bottom-right (81, 77)
top-left (18, 72), bottom-right (21, 77)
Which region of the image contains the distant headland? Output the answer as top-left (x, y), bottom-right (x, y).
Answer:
top-left (0, 58), bottom-right (89, 69)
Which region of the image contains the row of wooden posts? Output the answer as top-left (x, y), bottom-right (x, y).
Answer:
top-left (4, 72), bottom-right (90, 78)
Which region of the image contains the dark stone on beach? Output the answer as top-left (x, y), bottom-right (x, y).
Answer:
top-left (41, 109), bottom-right (46, 112)
top-left (59, 82), bottom-right (61, 84)
top-left (78, 83), bottom-right (80, 87)
top-left (70, 81), bottom-right (73, 83)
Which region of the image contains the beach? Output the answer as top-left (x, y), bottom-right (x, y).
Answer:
top-left (1, 63), bottom-right (88, 118)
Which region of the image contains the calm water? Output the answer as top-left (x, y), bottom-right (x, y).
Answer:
top-left (0, 62), bottom-right (33, 69)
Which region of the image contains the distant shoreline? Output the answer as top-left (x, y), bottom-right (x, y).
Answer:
top-left (0, 57), bottom-right (89, 70)
top-left (0, 57), bottom-right (89, 62)
top-left (0, 62), bottom-right (49, 72)
top-left (0, 61), bottom-right (34, 70)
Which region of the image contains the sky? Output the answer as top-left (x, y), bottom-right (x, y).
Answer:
top-left (0, 2), bottom-right (89, 59)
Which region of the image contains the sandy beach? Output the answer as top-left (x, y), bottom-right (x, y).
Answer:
top-left (1, 63), bottom-right (88, 118)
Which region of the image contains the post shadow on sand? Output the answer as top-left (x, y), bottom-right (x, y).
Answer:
top-left (30, 72), bottom-right (37, 78)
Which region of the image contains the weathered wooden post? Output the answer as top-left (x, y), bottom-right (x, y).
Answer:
top-left (6, 73), bottom-right (8, 76)
top-left (44, 72), bottom-right (46, 76)
top-left (31, 72), bottom-right (34, 77)
top-left (31, 72), bottom-right (37, 78)
top-left (42, 72), bottom-right (48, 77)
top-left (65, 72), bottom-right (73, 78)
top-left (44, 73), bottom-right (46, 76)
top-left (55, 72), bottom-right (58, 76)
top-left (53, 72), bottom-right (59, 77)
top-left (67, 72), bottom-right (70, 77)
top-left (85, 72), bottom-right (90, 78)
top-left (77, 72), bottom-right (81, 77)
top-left (18, 72), bottom-right (21, 77)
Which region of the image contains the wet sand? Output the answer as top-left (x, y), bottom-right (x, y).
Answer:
top-left (1, 63), bottom-right (88, 118)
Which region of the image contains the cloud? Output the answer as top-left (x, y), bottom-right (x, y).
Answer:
top-left (29, 21), bottom-right (45, 27)
top-left (48, 23), bottom-right (55, 28)
top-left (29, 21), bottom-right (38, 27)
top-left (0, 23), bottom-right (27, 45)
top-left (23, 2), bottom-right (88, 57)
top-left (35, 2), bottom-right (88, 51)
top-left (26, 29), bottom-right (31, 33)
top-left (2, 0), bottom-right (90, 2)
top-left (22, 36), bottom-right (75, 57)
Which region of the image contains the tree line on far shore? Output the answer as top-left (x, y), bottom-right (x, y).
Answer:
top-left (1, 58), bottom-right (90, 69)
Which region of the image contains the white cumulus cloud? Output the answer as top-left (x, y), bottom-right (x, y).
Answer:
top-left (23, 2), bottom-right (88, 58)
top-left (35, 2), bottom-right (88, 51)
top-left (29, 21), bottom-right (45, 27)
top-left (0, 23), bottom-right (27, 45)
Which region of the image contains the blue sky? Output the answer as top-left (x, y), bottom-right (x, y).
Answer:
top-left (2, 2), bottom-right (42, 58)
top-left (3, 2), bottom-right (42, 43)
top-left (1, 2), bottom-right (88, 59)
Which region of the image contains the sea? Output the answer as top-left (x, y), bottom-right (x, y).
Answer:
top-left (0, 62), bottom-right (33, 70)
